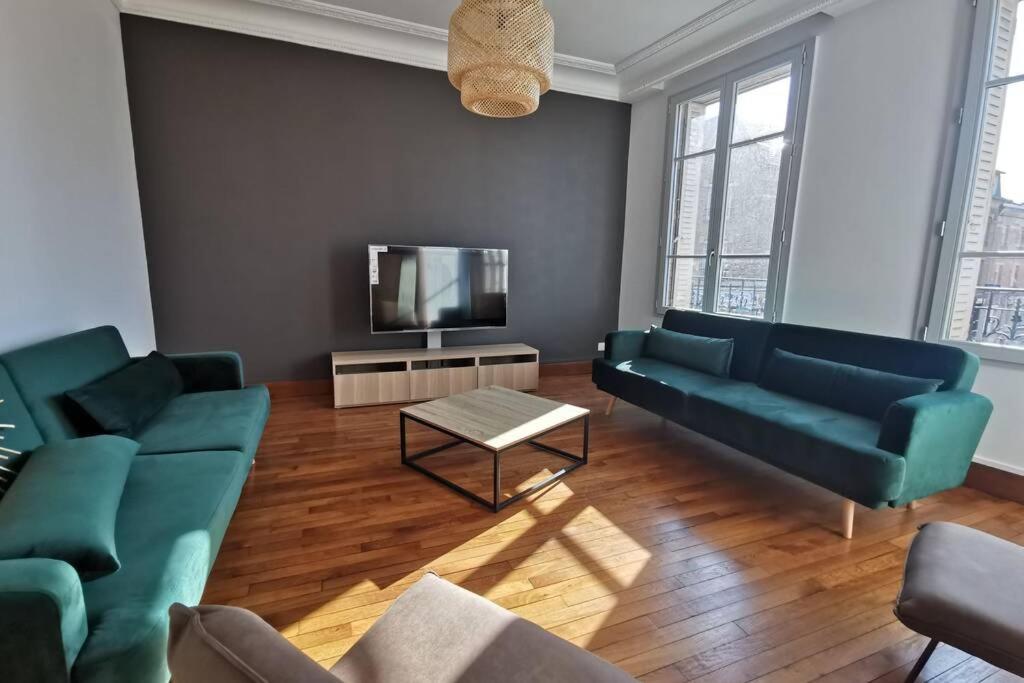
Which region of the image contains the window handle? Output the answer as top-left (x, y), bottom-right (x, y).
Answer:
top-left (709, 249), bottom-right (717, 259)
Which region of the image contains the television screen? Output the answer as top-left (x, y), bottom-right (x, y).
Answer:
top-left (369, 245), bottom-right (508, 333)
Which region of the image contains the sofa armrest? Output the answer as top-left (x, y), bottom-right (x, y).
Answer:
top-left (604, 330), bottom-right (648, 362)
top-left (877, 391), bottom-right (993, 506)
top-left (167, 352), bottom-right (244, 392)
top-left (0, 558), bottom-right (88, 682)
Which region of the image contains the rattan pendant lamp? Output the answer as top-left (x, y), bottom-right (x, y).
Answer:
top-left (447, 0), bottom-right (554, 118)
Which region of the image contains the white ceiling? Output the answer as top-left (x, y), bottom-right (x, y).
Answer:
top-left (115, 0), bottom-right (881, 100)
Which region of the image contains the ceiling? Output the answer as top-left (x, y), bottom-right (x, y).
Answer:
top-left (114, 0), bottom-right (880, 100)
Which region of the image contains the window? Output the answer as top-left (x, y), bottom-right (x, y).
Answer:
top-left (929, 0), bottom-right (1024, 360)
top-left (656, 44), bottom-right (812, 320)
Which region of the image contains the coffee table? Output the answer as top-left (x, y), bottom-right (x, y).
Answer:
top-left (400, 386), bottom-right (590, 512)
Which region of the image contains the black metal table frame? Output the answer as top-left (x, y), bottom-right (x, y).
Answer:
top-left (400, 411), bottom-right (589, 513)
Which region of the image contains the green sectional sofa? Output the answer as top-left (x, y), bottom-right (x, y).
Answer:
top-left (593, 311), bottom-right (992, 536)
top-left (0, 326), bottom-right (269, 683)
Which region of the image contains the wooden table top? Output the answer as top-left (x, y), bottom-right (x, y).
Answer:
top-left (400, 385), bottom-right (589, 452)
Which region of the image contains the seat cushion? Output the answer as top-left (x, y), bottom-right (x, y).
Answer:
top-left (74, 450), bottom-right (251, 683)
top-left (897, 522), bottom-right (1024, 676)
top-left (592, 357), bottom-right (735, 422)
top-left (331, 572), bottom-right (635, 683)
top-left (687, 383), bottom-right (905, 507)
top-left (133, 387), bottom-right (270, 459)
top-left (0, 326), bottom-right (131, 442)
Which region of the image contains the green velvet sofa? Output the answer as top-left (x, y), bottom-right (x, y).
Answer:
top-left (593, 311), bottom-right (992, 537)
top-left (0, 326), bottom-right (270, 683)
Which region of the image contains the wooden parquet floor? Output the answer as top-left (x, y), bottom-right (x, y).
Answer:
top-left (203, 374), bottom-right (1024, 682)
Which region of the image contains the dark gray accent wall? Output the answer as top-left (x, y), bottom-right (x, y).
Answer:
top-left (121, 16), bottom-right (630, 382)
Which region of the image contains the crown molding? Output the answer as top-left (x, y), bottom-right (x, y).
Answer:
top-left (615, 0), bottom-right (759, 73)
top-left (621, 0), bottom-right (843, 100)
top-left (250, 0), bottom-right (617, 74)
top-left (114, 0), bottom-right (620, 99)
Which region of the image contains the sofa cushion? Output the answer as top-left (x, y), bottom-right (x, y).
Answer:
top-left (0, 436), bottom-right (137, 577)
top-left (331, 572), bottom-right (635, 683)
top-left (662, 309), bottom-right (772, 382)
top-left (66, 352), bottom-right (184, 437)
top-left (759, 349), bottom-right (942, 421)
top-left (74, 449), bottom-right (251, 683)
top-left (687, 383), bottom-right (906, 507)
top-left (133, 386), bottom-right (270, 459)
top-left (766, 322), bottom-right (978, 391)
top-left (0, 326), bottom-right (131, 442)
top-left (644, 327), bottom-right (734, 378)
top-left (592, 358), bottom-right (734, 423)
top-left (167, 604), bottom-right (339, 683)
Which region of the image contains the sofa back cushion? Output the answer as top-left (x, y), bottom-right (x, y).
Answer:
top-left (662, 310), bottom-right (772, 382)
top-left (0, 435), bottom-right (138, 578)
top-left (0, 366), bottom-right (43, 469)
top-left (645, 327), bottom-right (734, 378)
top-left (760, 349), bottom-right (943, 420)
top-left (0, 327), bottom-right (131, 442)
top-left (766, 323), bottom-right (978, 391)
top-left (66, 352), bottom-right (183, 437)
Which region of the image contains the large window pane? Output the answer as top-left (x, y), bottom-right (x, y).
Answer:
top-left (666, 257), bottom-right (706, 310)
top-left (715, 258), bottom-right (769, 317)
top-left (947, 80), bottom-right (1024, 344)
top-left (990, 0), bottom-right (1022, 80)
top-left (721, 137), bottom-right (784, 255)
top-left (678, 90), bottom-right (720, 156)
top-left (731, 64), bottom-right (791, 144)
top-left (949, 257), bottom-right (1024, 346)
top-left (670, 154), bottom-right (715, 256)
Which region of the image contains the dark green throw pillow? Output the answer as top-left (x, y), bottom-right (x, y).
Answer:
top-left (644, 327), bottom-right (734, 378)
top-left (759, 349), bottom-right (943, 420)
top-left (0, 435), bottom-right (137, 577)
top-left (66, 351), bottom-right (183, 437)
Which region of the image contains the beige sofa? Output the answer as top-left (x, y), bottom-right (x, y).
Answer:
top-left (168, 572), bottom-right (635, 682)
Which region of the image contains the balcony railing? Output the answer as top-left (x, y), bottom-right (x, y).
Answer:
top-left (969, 286), bottom-right (1024, 346)
top-left (689, 276), bottom-right (768, 317)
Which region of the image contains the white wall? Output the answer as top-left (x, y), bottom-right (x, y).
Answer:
top-left (618, 0), bottom-right (1024, 471)
top-left (0, 0), bottom-right (154, 356)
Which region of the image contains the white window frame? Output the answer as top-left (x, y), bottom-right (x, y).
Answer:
top-left (926, 0), bottom-right (1024, 363)
top-left (654, 41), bottom-right (814, 321)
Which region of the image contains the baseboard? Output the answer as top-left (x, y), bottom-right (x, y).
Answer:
top-left (538, 361), bottom-right (592, 377)
top-left (267, 379), bottom-right (332, 399)
top-left (965, 461), bottom-right (1024, 505)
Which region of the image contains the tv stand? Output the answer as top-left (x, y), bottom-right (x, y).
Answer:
top-left (331, 343), bottom-right (539, 408)
top-left (425, 330), bottom-right (443, 349)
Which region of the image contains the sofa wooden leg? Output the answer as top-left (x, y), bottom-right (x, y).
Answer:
top-left (906, 500), bottom-right (919, 511)
top-left (604, 396), bottom-right (616, 416)
top-left (841, 499), bottom-right (855, 539)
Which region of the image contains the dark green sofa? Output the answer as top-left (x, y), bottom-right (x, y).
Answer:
top-left (0, 326), bottom-right (270, 683)
top-left (593, 311), bottom-right (992, 536)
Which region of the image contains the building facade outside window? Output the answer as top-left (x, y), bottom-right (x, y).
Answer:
top-left (929, 0), bottom-right (1023, 359)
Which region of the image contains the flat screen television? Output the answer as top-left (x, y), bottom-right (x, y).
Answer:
top-left (369, 245), bottom-right (509, 334)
